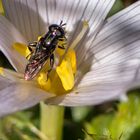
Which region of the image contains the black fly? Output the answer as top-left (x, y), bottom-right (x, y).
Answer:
top-left (24, 21), bottom-right (66, 80)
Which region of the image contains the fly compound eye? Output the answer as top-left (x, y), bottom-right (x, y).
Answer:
top-left (49, 24), bottom-right (64, 37)
top-left (50, 26), bottom-right (55, 32)
top-left (49, 24), bottom-right (58, 32)
top-left (55, 29), bottom-right (62, 36)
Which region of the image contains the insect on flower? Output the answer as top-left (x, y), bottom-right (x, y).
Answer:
top-left (24, 21), bottom-right (67, 80)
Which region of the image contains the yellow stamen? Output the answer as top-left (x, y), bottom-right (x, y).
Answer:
top-left (56, 58), bottom-right (74, 91)
top-left (65, 49), bottom-right (77, 74)
top-left (12, 42), bottom-right (30, 57)
top-left (49, 71), bottom-right (67, 95)
top-left (37, 72), bottom-right (51, 91)
top-left (38, 36), bottom-right (42, 41)
top-left (0, 67), bottom-right (4, 76)
top-left (55, 49), bottom-right (76, 91)
top-left (69, 20), bottom-right (89, 49)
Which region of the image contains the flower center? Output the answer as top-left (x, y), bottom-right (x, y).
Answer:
top-left (13, 21), bottom-right (88, 95)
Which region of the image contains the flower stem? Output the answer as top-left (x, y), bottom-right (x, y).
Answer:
top-left (40, 102), bottom-right (64, 140)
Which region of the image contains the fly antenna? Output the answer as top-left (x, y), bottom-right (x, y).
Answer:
top-left (60, 20), bottom-right (66, 27)
top-left (60, 20), bottom-right (63, 25)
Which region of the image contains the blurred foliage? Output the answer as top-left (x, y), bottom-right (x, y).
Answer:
top-left (71, 107), bottom-right (92, 122)
top-left (0, 0), bottom-right (140, 140)
top-left (0, 107), bottom-right (45, 140)
top-left (108, 0), bottom-right (124, 17)
top-left (84, 91), bottom-right (140, 140)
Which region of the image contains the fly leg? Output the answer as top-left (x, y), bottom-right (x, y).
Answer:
top-left (26, 41), bottom-right (37, 59)
top-left (58, 36), bottom-right (67, 50)
top-left (58, 45), bottom-right (65, 49)
top-left (46, 54), bottom-right (54, 80)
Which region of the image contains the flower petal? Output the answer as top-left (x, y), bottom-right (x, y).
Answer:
top-left (46, 60), bottom-right (140, 106)
top-left (73, 0), bottom-right (116, 66)
top-left (2, 0), bottom-right (55, 41)
top-left (0, 15), bottom-right (27, 72)
top-left (0, 69), bottom-right (54, 117)
top-left (2, 0), bottom-right (115, 42)
top-left (55, 0), bottom-right (115, 33)
top-left (83, 1), bottom-right (140, 68)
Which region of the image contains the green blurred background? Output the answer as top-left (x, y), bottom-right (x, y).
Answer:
top-left (0, 0), bottom-right (140, 140)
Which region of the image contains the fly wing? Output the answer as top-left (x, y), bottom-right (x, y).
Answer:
top-left (24, 51), bottom-right (49, 80)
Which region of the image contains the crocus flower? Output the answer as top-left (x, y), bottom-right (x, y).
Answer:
top-left (0, 0), bottom-right (140, 117)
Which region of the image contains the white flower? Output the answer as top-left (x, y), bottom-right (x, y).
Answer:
top-left (0, 0), bottom-right (140, 117)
